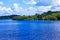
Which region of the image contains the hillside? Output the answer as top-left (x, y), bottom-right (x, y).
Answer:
top-left (41, 11), bottom-right (60, 20)
top-left (0, 11), bottom-right (60, 20)
top-left (0, 15), bottom-right (18, 19)
top-left (12, 11), bottom-right (60, 20)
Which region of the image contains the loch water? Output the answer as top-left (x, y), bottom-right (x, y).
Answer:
top-left (0, 20), bottom-right (60, 40)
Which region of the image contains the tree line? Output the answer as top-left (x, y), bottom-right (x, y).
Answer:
top-left (0, 11), bottom-right (60, 20)
top-left (12, 11), bottom-right (60, 20)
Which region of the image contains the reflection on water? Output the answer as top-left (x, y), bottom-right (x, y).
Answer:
top-left (0, 20), bottom-right (60, 40)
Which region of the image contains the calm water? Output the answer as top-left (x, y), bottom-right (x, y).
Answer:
top-left (0, 20), bottom-right (60, 40)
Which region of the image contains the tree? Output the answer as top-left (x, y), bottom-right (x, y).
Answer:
top-left (42, 15), bottom-right (57, 20)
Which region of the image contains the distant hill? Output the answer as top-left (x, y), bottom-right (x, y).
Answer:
top-left (0, 11), bottom-right (60, 20)
top-left (41, 11), bottom-right (60, 20)
top-left (0, 15), bottom-right (19, 19)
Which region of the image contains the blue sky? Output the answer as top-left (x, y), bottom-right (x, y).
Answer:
top-left (0, 0), bottom-right (60, 16)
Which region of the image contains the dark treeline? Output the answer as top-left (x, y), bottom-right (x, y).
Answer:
top-left (12, 11), bottom-right (60, 20)
top-left (0, 11), bottom-right (60, 20)
top-left (0, 15), bottom-right (18, 19)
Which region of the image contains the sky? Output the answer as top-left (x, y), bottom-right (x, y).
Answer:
top-left (0, 0), bottom-right (60, 16)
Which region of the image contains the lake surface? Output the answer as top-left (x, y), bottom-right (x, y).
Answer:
top-left (0, 20), bottom-right (60, 40)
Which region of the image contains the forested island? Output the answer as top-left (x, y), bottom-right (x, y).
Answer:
top-left (0, 11), bottom-right (60, 20)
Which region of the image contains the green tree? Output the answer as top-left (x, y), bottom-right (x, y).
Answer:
top-left (43, 15), bottom-right (57, 20)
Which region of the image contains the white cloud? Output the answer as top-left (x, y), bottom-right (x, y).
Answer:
top-left (1, 0), bottom-right (60, 16)
top-left (0, 4), bottom-right (56, 16)
top-left (5, 8), bottom-right (13, 13)
top-left (13, 3), bottom-right (23, 13)
top-left (13, 3), bottom-right (19, 8)
top-left (51, 0), bottom-right (60, 6)
top-left (12, 3), bottom-right (37, 15)
top-left (24, 7), bottom-right (37, 15)
top-left (23, 0), bottom-right (37, 5)
top-left (0, 6), bottom-right (13, 16)
top-left (50, 0), bottom-right (60, 11)
top-left (51, 6), bottom-right (60, 11)
top-left (12, 5), bottom-right (52, 15)
top-left (12, 3), bottom-right (52, 15)
top-left (0, 1), bottom-right (3, 5)
top-left (37, 6), bottom-right (52, 12)
top-left (19, 6), bottom-right (52, 15)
